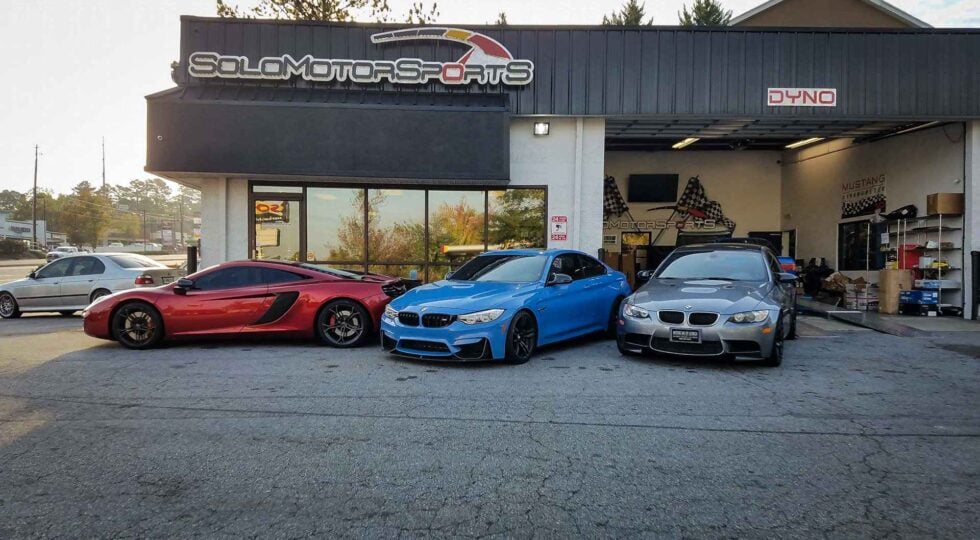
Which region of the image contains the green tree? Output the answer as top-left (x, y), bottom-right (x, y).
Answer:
top-left (216, 0), bottom-right (439, 23)
top-left (0, 190), bottom-right (25, 213)
top-left (494, 11), bottom-right (508, 25)
top-left (61, 181), bottom-right (111, 247)
top-left (489, 190), bottom-right (546, 248)
top-left (679, 0), bottom-right (732, 26)
top-left (602, 0), bottom-right (653, 25)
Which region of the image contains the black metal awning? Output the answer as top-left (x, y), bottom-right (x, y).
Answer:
top-left (146, 86), bottom-right (511, 185)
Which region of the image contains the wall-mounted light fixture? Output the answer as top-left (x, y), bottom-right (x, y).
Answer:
top-left (671, 137), bottom-right (699, 149)
top-left (533, 122), bottom-right (550, 136)
top-left (785, 137), bottom-right (824, 149)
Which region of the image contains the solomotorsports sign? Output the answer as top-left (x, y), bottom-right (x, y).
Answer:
top-left (188, 27), bottom-right (534, 86)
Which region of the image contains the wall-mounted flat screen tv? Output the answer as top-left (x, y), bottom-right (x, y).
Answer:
top-left (627, 174), bottom-right (679, 202)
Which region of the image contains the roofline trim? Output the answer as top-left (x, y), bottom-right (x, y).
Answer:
top-left (730, 0), bottom-right (931, 28)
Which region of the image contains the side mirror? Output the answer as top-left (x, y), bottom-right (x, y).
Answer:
top-left (174, 278), bottom-right (195, 295)
top-left (547, 273), bottom-right (573, 286)
top-left (445, 271), bottom-right (454, 280)
top-left (27, 271), bottom-right (36, 279)
top-left (778, 272), bottom-right (797, 284)
top-left (635, 270), bottom-right (654, 286)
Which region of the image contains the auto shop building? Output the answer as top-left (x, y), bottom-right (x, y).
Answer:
top-left (146, 6), bottom-right (980, 318)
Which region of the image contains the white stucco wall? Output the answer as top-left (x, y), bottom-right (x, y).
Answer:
top-left (603, 151), bottom-right (783, 251)
top-left (198, 177), bottom-right (249, 268)
top-left (510, 117), bottom-right (605, 256)
top-left (964, 121), bottom-right (979, 320)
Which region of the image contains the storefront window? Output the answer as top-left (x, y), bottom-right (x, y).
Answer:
top-left (368, 264), bottom-right (423, 280)
top-left (488, 189), bottom-right (547, 249)
top-left (253, 184), bottom-right (547, 278)
top-left (367, 189), bottom-right (425, 266)
top-left (428, 190), bottom-right (486, 273)
top-left (253, 200), bottom-right (300, 260)
top-left (307, 188), bottom-right (365, 263)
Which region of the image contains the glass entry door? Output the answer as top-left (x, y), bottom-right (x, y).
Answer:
top-left (253, 199), bottom-right (301, 261)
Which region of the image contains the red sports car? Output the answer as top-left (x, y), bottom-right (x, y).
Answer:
top-left (83, 260), bottom-right (407, 349)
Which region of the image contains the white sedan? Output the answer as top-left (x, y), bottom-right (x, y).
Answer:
top-left (0, 253), bottom-right (181, 318)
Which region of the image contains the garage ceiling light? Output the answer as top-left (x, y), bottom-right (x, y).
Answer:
top-left (671, 137), bottom-right (699, 149)
top-left (785, 137), bottom-right (825, 149)
top-left (533, 122), bottom-right (550, 136)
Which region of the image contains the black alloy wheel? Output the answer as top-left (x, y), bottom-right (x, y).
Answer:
top-left (316, 300), bottom-right (370, 348)
top-left (762, 319), bottom-right (784, 367)
top-left (504, 311), bottom-right (537, 364)
top-left (0, 292), bottom-right (21, 319)
top-left (112, 302), bottom-right (164, 350)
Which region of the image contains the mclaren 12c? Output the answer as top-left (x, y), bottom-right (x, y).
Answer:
top-left (83, 260), bottom-right (408, 349)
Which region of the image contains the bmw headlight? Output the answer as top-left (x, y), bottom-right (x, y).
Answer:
top-left (623, 303), bottom-right (650, 319)
top-left (384, 305), bottom-right (399, 320)
top-left (457, 309), bottom-right (504, 325)
top-left (729, 310), bottom-right (770, 323)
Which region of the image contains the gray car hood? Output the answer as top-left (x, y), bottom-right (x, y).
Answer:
top-left (631, 278), bottom-right (774, 314)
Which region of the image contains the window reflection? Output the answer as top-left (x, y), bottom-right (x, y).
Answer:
top-left (368, 264), bottom-right (423, 281)
top-left (428, 190), bottom-right (486, 274)
top-left (367, 189), bottom-right (425, 264)
top-left (254, 200), bottom-right (300, 260)
top-left (488, 189), bottom-right (546, 249)
top-left (306, 188), bottom-right (364, 263)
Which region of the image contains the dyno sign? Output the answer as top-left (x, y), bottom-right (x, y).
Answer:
top-left (767, 88), bottom-right (837, 107)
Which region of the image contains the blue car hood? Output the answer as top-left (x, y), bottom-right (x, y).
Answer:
top-left (391, 280), bottom-right (537, 314)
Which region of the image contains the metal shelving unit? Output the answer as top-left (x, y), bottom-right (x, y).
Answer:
top-left (882, 213), bottom-right (964, 312)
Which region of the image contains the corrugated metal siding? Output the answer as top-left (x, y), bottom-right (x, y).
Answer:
top-left (177, 17), bottom-right (980, 119)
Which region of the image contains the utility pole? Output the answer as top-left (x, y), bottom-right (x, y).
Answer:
top-left (178, 192), bottom-right (184, 247)
top-left (31, 145), bottom-right (40, 247)
top-left (101, 137), bottom-right (106, 192)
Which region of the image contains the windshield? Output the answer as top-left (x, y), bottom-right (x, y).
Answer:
top-left (451, 254), bottom-right (547, 283)
top-left (298, 263), bottom-right (362, 280)
top-left (656, 250), bottom-right (769, 281)
top-left (108, 254), bottom-right (167, 269)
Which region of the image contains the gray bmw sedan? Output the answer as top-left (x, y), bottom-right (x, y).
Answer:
top-left (616, 243), bottom-right (797, 367)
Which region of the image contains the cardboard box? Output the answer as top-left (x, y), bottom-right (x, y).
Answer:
top-left (878, 269), bottom-right (914, 314)
top-left (926, 193), bottom-right (964, 216)
top-left (899, 290), bottom-right (940, 304)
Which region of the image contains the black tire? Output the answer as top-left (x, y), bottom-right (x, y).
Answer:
top-left (315, 299), bottom-right (371, 348)
top-left (111, 302), bottom-right (164, 350)
top-left (90, 289), bottom-right (111, 303)
top-left (761, 319), bottom-right (784, 367)
top-left (786, 309), bottom-right (798, 340)
top-left (504, 311), bottom-right (537, 364)
top-left (59, 311), bottom-right (76, 317)
top-left (606, 296), bottom-right (625, 338)
top-left (0, 292), bottom-right (21, 319)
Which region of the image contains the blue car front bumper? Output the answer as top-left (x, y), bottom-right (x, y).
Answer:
top-left (380, 313), bottom-right (514, 361)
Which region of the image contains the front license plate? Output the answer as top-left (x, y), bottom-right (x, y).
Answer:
top-left (670, 328), bottom-right (701, 343)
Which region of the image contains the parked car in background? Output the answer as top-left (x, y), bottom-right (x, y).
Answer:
top-left (46, 245), bottom-right (79, 262)
top-left (0, 253), bottom-right (181, 318)
top-left (382, 249), bottom-right (632, 363)
top-left (82, 260), bottom-right (408, 349)
top-left (617, 243), bottom-right (798, 367)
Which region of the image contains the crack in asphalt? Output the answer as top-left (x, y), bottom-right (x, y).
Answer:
top-left (0, 392), bottom-right (977, 438)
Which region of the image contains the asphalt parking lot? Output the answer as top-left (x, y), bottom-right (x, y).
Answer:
top-left (0, 315), bottom-right (978, 537)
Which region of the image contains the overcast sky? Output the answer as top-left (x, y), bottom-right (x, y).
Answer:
top-left (1, 0), bottom-right (976, 195)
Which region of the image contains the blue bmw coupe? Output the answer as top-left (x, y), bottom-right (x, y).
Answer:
top-left (381, 249), bottom-right (632, 363)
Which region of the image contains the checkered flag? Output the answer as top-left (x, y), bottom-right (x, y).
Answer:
top-left (677, 176), bottom-right (736, 230)
top-left (842, 193), bottom-right (886, 219)
top-left (603, 176), bottom-right (630, 218)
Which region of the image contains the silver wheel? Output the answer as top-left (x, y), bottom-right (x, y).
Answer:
top-left (0, 293), bottom-right (20, 319)
top-left (315, 300), bottom-right (370, 348)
